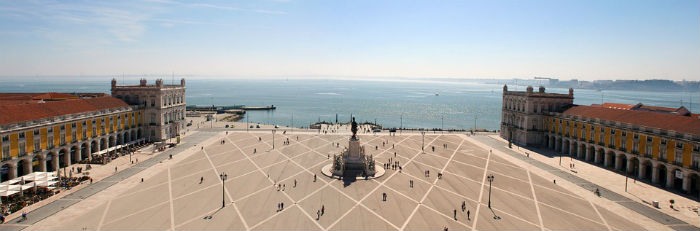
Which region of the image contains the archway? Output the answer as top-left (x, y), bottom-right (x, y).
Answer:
top-left (596, 148), bottom-right (605, 165)
top-left (91, 140), bottom-right (99, 154)
top-left (672, 169), bottom-right (683, 191)
top-left (109, 136), bottom-right (116, 148)
top-left (641, 160), bottom-right (652, 180)
top-left (563, 139), bottom-right (570, 154)
top-left (16, 159), bottom-right (28, 177)
top-left (81, 143), bottom-right (89, 160)
top-left (689, 173), bottom-right (699, 199)
top-left (125, 131), bottom-right (131, 143)
top-left (32, 155), bottom-right (42, 172)
top-left (571, 141), bottom-right (578, 157)
top-left (0, 164), bottom-right (9, 181)
top-left (100, 137), bottom-right (108, 151)
top-left (618, 154), bottom-right (627, 172)
top-left (544, 135), bottom-right (549, 149)
top-left (604, 150), bottom-right (614, 168)
top-left (578, 143), bottom-right (586, 159)
top-left (555, 137), bottom-right (562, 152)
top-left (131, 130), bottom-right (137, 142)
top-left (658, 164), bottom-right (668, 187)
top-left (58, 149), bottom-right (68, 168)
top-left (71, 145), bottom-right (79, 163)
top-left (587, 146), bottom-right (595, 162)
top-left (45, 153), bottom-right (55, 172)
top-left (628, 157), bottom-right (639, 176)
top-left (117, 133), bottom-right (124, 145)
top-left (137, 128), bottom-right (142, 140)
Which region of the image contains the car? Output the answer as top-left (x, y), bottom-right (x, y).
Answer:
top-left (274, 125), bottom-right (279, 128)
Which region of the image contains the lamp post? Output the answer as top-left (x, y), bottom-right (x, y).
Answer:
top-left (421, 131), bottom-right (425, 152)
top-left (246, 114), bottom-right (249, 132)
top-left (441, 115), bottom-right (444, 133)
top-left (487, 174), bottom-right (495, 208)
top-left (219, 172), bottom-right (227, 208)
top-left (272, 129), bottom-right (276, 149)
top-left (400, 113), bottom-right (403, 134)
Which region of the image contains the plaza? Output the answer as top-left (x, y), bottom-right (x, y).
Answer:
top-left (22, 130), bottom-right (655, 230)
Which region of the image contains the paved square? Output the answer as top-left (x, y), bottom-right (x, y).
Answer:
top-left (28, 132), bottom-right (644, 230)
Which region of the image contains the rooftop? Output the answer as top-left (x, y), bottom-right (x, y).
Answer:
top-left (0, 93), bottom-right (129, 126)
top-left (562, 105), bottom-right (700, 136)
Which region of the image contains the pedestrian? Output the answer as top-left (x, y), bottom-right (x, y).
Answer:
top-left (467, 210), bottom-right (470, 220)
top-left (314, 174), bottom-right (317, 182)
top-left (454, 209), bottom-right (457, 220)
top-left (382, 192), bottom-right (387, 201)
top-left (115, 166), bottom-right (117, 172)
top-left (317, 210), bottom-right (320, 220)
top-left (281, 202), bottom-right (284, 210)
top-left (90, 178), bottom-right (93, 184)
top-left (254, 148), bottom-right (257, 154)
top-left (141, 178), bottom-right (144, 183)
top-left (283, 184), bottom-right (286, 191)
top-left (277, 203), bottom-right (280, 212)
top-left (462, 201), bottom-right (466, 212)
top-left (553, 179), bottom-right (556, 184)
top-left (321, 205), bottom-right (325, 215)
top-left (294, 179), bottom-right (297, 188)
top-left (200, 176), bottom-right (204, 183)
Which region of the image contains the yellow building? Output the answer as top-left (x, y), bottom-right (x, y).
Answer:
top-left (502, 85), bottom-right (700, 198)
top-left (0, 92), bottom-right (144, 180)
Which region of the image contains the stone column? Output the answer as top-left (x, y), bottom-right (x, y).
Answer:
top-left (578, 145), bottom-right (585, 159)
top-left (682, 172), bottom-right (691, 193)
top-left (52, 154), bottom-right (59, 173)
top-left (8, 163), bottom-right (17, 179)
top-left (594, 149), bottom-right (602, 164)
top-left (23, 159), bottom-right (32, 176)
top-left (651, 165), bottom-right (659, 184)
top-left (604, 152), bottom-right (611, 167)
top-left (666, 169), bottom-right (674, 189)
top-left (638, 161), bottom-right (645, 179)
top-left (64, 148), bottom-right (72, 167)
top-left (39, 155), bottom-right (46, 172)
top-left (555, 139), bottom-right (561, 152)
top-left (74, 146), bottom-right (82, 163)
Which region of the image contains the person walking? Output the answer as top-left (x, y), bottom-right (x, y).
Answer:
top-left (321, 205), bottom-right (325, 215)
top-left (467, 210), bottom-right (470, 220)
top-left (461, 201), bottom-right (466, 212)
top-left (453, 209), bottom-right (457, 220)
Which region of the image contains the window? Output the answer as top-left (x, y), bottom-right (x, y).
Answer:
top-left (693, 154), bottom-right (700, 169)
top-left (34, 129), bottom-right (39, 135)
top-left (19, 132), bottom-right (25, 139)
top-left (18, 142), bottom-right (25, 155)
top-left (675, 150), bottom-right (683, 164)
top-left (72, 122), bottom-right (76, 128)
top-left (2, 135), bottom-right (8, 142)
top-left (48, 127), bottom-right (53, 133)
top-left (60, 134), bottom-right (66, 145)
top-left (47, 136), bottom-right (54, 148)
top-left (1, 146), bottom-right (9, 160)
top-left (34, 140), bottom-right (40, 152)
top-left (660, 141), bottom-right (667, 160)
top-left (633, 141), bottom-right (639, 153)
top-left (676, 142), bottom-right (683, 149)
top-left (60, 124), bottom-right (65, 131)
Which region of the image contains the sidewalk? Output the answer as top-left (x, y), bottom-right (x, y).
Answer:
top-left (470, 134), bottom-right (699, 231)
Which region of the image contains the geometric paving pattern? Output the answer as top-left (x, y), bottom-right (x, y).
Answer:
top-left (46, 132), bottom-right (644, 230)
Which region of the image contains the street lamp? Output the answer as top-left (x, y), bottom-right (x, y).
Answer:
top-left (421, 131), bottom-right (425, 152)
top-left (441, 115), bottom-right (444, 133)
top-left (272, 129), bottom-right (276, 149)
top-left (400, 113), bottom-right (403, 134)
top-left (220, 172), bottom-right (228, 208)
top-left (487, 174), bottom-right (495, 208)
top-left (246, 114), bottom-right (249, 132)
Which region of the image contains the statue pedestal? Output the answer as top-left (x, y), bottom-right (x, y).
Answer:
top-left (346, 138), bottom-right (362, 162)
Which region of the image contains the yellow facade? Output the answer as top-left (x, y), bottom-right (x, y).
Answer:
top-left (547, 116), bottom-right (696, 169)
top-left (1, 111), bottom-right (138, 161)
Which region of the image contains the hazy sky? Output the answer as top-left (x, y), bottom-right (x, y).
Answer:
top-left (1, 0), bottom-right (698, 80)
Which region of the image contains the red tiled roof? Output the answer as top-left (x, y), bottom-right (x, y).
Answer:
top-left (0, 96), bottom-right (129, 126)
top-left (562, 105), bottom-right (700, 136)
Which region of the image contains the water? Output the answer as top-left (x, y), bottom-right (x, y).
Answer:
top-left (0, 77), bottom-right (698, 130)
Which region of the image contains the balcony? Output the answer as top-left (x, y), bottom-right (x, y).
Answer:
top-left (673, 161), bottom-right (683, 166)
top-left (2, 156), bottom-right (11, 161)
top-left (658, 158), bottom-right (667, 162)
top-left (18, 152), bottom-right (27, 157)
top-left (619, 147), bottom-right (626, 152)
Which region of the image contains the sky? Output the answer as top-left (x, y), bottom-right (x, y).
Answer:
top-left (0, 0), bottom-right (699, 81)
